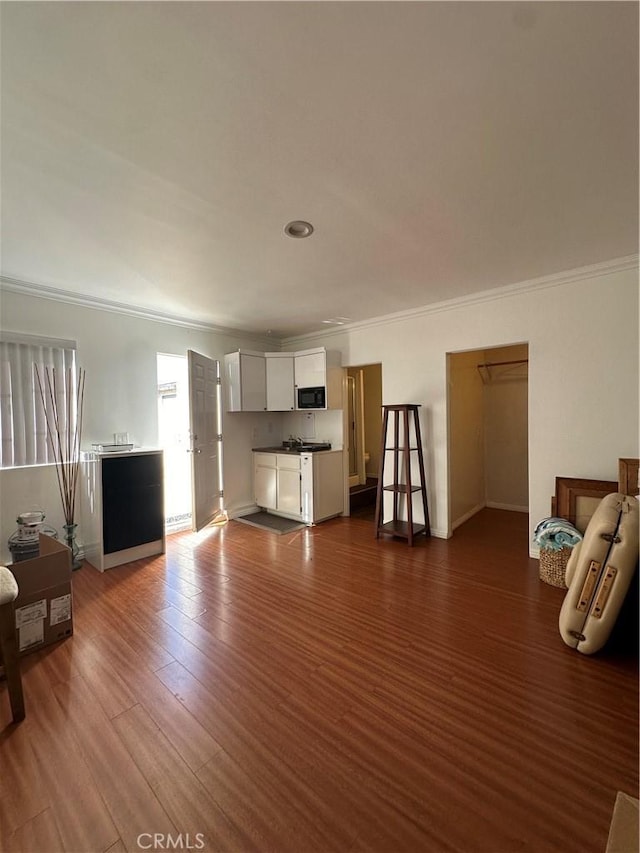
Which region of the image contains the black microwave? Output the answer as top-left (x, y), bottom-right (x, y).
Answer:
top-left (297, 386), bottom-right (326, 409)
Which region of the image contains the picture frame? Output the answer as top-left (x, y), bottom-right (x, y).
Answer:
top-left (554, 477), bottom-right (618, 533)
top-left (618, 458), bottom-right (639, 497)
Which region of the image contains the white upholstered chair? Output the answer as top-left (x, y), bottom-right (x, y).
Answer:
top-left (0, 566), bottom-right (25, 722)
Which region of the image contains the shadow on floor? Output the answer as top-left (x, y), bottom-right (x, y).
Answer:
top-left (349, 477), bottom-right (377, 520)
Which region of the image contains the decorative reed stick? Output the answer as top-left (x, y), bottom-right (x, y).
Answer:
top-left (35, 365), bottom-right (86, 525)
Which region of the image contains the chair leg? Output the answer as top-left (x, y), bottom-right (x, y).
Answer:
top-left (0, 601), bottom-right (25, 723)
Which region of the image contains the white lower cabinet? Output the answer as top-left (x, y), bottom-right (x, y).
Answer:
top-left (277, 467), bottom-right (302, 515)
top-left (253, 450), bottom-right (343, 523)
top-left (254, 452), bottom-right (301, 519)
top-left (254, 457), bottom-right (277, 510)
top-left (300, 451), bottom-right (344, 524)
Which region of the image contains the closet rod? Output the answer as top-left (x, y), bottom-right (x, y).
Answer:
top-left (476, 359), bottom-right (528, 369)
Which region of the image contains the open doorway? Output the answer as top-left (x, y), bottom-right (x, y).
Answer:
top-left (447, 343), bottom-right (529, 535)
top-left (346, 363), bottom-right (383, 517)
top-left (157, 353), bottom-right (193, 532)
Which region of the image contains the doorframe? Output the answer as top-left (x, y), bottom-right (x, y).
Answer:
top-left (156, 352), bottom-right (193, 533)
top-left (347, 369), bottom-right (366, 488)
top-left (341, 362), bottom-right (383, 517)
top-left (446, 342), bottom-right (529, 538)
top-left (188, 349), bottom-right (224, 532)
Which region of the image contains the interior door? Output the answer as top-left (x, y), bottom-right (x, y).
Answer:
top-left (188, 350), bottom-right (222, 531)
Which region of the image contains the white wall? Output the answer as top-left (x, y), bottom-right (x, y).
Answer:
top-left (281, 409), bottom-right (344, 450)
top-left (0, 289), bottom-right (271, 561)
top-left (284, 266), bottom-right (639, 552)
top-left (2, 264), bottom-right (638, 559)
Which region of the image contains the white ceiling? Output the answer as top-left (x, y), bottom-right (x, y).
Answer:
top-left (1, 2), bottom-right (638, 339)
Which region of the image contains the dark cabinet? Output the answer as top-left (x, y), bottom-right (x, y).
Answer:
top-left (102, 454), bottom-right (164, 554)
top-left (81, 449), bottom-right (165, 571)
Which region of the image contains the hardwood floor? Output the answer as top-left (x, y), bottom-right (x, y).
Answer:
top-left (0, 509), bottom-right (637, 853)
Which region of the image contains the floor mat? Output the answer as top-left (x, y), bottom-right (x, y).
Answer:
top-left (606, 792), bottom-right (639, 853)
top-left (235, 512), bottom-right (307, 535)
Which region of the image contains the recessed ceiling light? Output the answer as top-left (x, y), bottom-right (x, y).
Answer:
top-left (321, 317), bottom-right (352, 326)
top-left (284, 220), bottom-right (314, 238)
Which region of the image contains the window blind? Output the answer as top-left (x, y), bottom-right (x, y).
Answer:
top-left (0, 337), bottom-right (77, 468)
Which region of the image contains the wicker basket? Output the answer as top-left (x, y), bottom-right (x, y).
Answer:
top-left (539, 546), bottom-right (571, 588)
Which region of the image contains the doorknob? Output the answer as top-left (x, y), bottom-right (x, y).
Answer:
top-left (187, 448), bottom-right (202, 453)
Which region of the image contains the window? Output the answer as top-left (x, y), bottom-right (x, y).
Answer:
top-left (0, 334), bottom-right (77, 468)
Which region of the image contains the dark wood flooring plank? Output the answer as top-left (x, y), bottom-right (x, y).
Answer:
top-left (16, 664), bottom-right (119, 852)
top-left (2, 508), bottom-right (635, 853)
top-left (52, 674), bottom-right (177, 851)
top-left (104, 841), bottom-right (127, 853)
top-left (0, 719), bottom-right (50, 837)
top-left (66, 632), bottom-right (138, 720)
top-left (112, 704), bottom-right (254, 852)
top-left (2, 808), bottom-right (65, 853)
top-left (86, 627), bottom-right (223, 772)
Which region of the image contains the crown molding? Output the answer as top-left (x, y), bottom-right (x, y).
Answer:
top-left (2, 253), bottom-right (636, 350)
top-left (282, 254), bottom-right (639, 346)
top-left (0, 275), bottom-right (277, 349)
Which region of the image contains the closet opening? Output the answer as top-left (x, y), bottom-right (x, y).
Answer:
top-left (447, 343), bottom-right (529, 536)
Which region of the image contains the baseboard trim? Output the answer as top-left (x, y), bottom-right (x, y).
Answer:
top-left (452, 503), bottom-right (485, 531)
top-left (430, 527), bottom-right (448, 539)
top-left (486, 502), bottom-right (529, 513)
top-left (227, 504), bottom-right (260, 519)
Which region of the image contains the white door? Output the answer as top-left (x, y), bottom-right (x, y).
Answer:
top-left (188, 350), bottom-right (222, 531)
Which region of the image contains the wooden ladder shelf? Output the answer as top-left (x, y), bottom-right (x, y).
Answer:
top-left (374, 404), bottom-right (430, 546)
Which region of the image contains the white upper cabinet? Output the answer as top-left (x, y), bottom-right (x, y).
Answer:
top-left (225, 347), bottom-right (341, 412)
top-left (294, 349), bottom-right (326, 388)
top-left (265, 354), bottom-right (295, 411)
top-left (224, 351), bottom-right (266, 412)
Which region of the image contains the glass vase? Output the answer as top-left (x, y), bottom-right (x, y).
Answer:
top-left (63, 522), bottom-right (82, 570)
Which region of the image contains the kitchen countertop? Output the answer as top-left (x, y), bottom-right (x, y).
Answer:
top-left (252, 445), bottom-right (335, 455)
